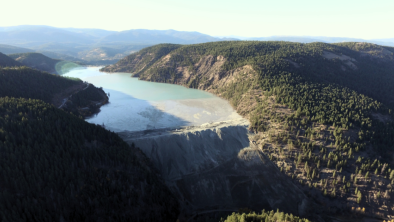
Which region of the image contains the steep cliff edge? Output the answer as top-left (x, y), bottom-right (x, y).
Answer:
top-left (119, 119), bottom-right (309, 217)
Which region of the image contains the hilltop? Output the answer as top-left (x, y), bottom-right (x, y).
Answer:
top-left (0, 52), bottom-right (21, 67)
top-left (102, 42), bottom-right (394, 109)
top-left (0, 66), bottom-right (108, 117)
top-left (102, 41), bottom-right (394, 220)
top-left (7, 52), bottom-right (65, 74)
top-left (0, 43), bottom-right (34, 54)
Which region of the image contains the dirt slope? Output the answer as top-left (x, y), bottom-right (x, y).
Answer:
top-left (119, 119), bottom-right (309, 218)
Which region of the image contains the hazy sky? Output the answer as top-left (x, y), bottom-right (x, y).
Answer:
top-left (1, 0), bottom-right (393, 39)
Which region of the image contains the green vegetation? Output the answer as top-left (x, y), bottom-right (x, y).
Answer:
top-left (0, 97), bottom-right (179, 221)
top-left (221, 209), bottom-right (311, 222)
top-left (0, 60), bottom-right (176, 220)
top-left (0, 52), bottom-right (21, 67)
top-left (0, 66), bottom-right (80, 103)
top-left (104, 41), bottom-right (394, 219)
top-left (8, 52), bottom-right (62, 74)
top-left (0, 66), bottom-right (108, 117)
top-left (66, 84), bottom-right (108, 116)
top-left (137, 42), bottom-right (394, 109)
top-left (70, 84), bottom-right (105, 107)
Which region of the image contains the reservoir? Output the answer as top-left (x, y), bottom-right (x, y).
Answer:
top-left (63, 67), bottom-right (242, 132)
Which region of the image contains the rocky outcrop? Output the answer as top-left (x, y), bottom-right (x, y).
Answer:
top-left (119, 120), bottom-right (309, 216)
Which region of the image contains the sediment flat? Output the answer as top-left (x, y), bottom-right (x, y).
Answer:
top-left (118, 118), bottom-right (250, 141)
top-left (91, 96), bottom-right (242, 132)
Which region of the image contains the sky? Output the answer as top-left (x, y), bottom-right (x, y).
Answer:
top-left (1, 0), bottom-right (393, 39)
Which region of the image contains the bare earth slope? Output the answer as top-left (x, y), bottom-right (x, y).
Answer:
top-left (119, 119), bottom-right (309, 218)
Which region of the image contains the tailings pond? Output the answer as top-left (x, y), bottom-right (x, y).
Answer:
top-left (63, 67), bottom-right (242, 132)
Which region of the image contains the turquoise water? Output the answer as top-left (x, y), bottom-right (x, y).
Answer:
top-left (62, 67), bottom-right (240, 132)
top-left (63, 67), bottom-right (214, 101)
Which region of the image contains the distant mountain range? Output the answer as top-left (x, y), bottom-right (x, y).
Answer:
top-left (0, 25), bottom-right (225, 47)
top-left (0, 25), bottom-right (393, 65)
top-left (0, 25), bottom-right (222, 49)
top-left (0, 26), bottom-right (231, 65)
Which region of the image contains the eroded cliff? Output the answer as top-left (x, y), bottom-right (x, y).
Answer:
top-left (118, 119), bottom-right (309, 217)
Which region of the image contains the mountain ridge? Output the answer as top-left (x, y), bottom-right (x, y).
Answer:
top-left (0, 66), bottom-right (108, 117)
top-left (2, 25), bottom-right (393, 66)
top-left (101, 41), bottom-right (394, 220)
top-left (8, 52), bottom-right (65, 74)
top-left (0, 52), bottom-right (22, 67)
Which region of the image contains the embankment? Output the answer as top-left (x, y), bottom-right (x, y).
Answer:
top-left (118, 119), bottom-right (309, 217)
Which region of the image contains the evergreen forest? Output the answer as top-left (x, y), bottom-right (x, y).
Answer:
top-left (103, 41), bottom-right (394, 220)
top-left (0, 52), bottom-right (21, 67)
top-left (0, 66), bottom-right (108, 117)
top-left (0, 60), bottom-right (179, 221)
top-left (0, 97), bottom-right (179, 221)
top-left (8, 52), bottom-right (62, 74)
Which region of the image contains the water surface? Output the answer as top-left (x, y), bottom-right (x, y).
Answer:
top-left (63, 67), bottom-right (241, 132)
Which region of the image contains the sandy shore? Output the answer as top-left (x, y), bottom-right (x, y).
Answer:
top-left (87, 93), bottom-right (243, 132)
top-left (118, 118), bottom-right (250, 140)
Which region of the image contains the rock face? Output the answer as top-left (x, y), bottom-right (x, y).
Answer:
top-left (119, 120), bottom-right (308, 216)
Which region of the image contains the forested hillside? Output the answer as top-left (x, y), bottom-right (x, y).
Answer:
top-left (221, 209), bottom-right (311, 222)
top-left (0, 52), bottom-right (21, 67)
top-left (102, 41), bottom-right (394, 220)
top-left (0, 97), bottom-right (179, 221)
top-left (0, 66), bottom-right (108, 117)
top-left (8, 52), bottom-right (63, 74)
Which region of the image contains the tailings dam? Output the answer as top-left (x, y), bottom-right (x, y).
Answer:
top-left (63, 67), bottom-right (308, 216)
top-left (119, 119), bottom-right (308, 216)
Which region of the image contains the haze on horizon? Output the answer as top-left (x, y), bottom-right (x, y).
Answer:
top-left (1, 0), bottom-right (393, 40)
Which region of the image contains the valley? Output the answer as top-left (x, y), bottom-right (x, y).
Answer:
top-left (60, 65), bottom-right (312, 220)
top-left (2, 0), bottom-right (393, 219)
top-left (0, 66), bottom-right (109, 117)
top-left (1, 34), bottom-right (394, 221)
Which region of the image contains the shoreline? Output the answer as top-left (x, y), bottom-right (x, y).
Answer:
top-left (117, 118), bottom-right (250, 141)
